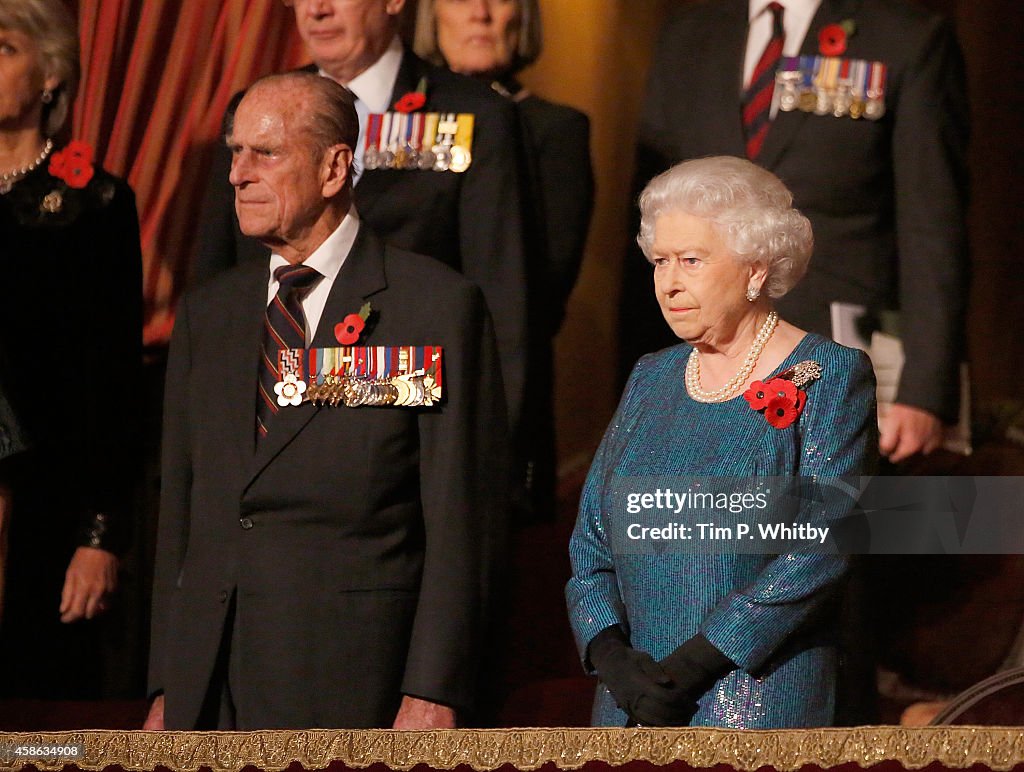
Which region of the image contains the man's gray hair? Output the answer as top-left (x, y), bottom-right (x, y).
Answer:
top-left (238, 72), bottom-right (360, 167)
top-left (637, 156), bottom-right (813, 299)
top-left (0, 0), bottom-right (80, 138)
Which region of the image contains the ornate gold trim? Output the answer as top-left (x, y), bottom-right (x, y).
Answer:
top-left (3, 727), bottom-right (1024, 771)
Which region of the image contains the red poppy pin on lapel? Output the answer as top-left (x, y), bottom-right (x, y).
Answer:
top-left (818, 19), bottom-right (856, 56)
top-left (335, 302), bottom-right (373, 345)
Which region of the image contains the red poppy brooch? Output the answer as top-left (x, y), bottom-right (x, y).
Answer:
top-left (48, 139), bottom-right (95, 189)
top-left (818, 19), bottom-right (856, 57)
top-left (743, 360), bottom-right (822, 430)
top-left (395, 76), bottom-right (428, 114)
top-left (334, 302), bottom-right (373, 345)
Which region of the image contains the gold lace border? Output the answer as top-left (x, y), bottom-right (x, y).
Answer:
top-left (2, 726), bottom-right (1024, 771)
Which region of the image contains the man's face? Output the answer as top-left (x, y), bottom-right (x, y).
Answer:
top-left (227, 86), bottom-right (327, 249)
top-left (288, 0), bottom-right (404, 81)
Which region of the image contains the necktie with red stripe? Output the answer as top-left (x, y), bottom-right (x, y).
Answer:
top-left (256, 263), bottom-right (321, 441)
top-left (742, 2), bottom-right (785, 160)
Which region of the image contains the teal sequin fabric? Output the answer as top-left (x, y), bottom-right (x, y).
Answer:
top-left (567, 333), bottom-right (877, 727)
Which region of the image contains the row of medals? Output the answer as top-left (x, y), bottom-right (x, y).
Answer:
top-left (364, 115), bottom-right (471, 175)
top-left (304, 373), bottom-right (439, 408)
top-left (365, 142), bottom-right (470, 174)
top-left (776, 71), bottom-right (886, 120)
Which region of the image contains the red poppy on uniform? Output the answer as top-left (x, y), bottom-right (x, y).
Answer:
top-left (335, 314), bottom-right (366, 345)
top-left (395, 92), bottom-right (427, 113)
top-left (818, 23), bottom-right (847, 56)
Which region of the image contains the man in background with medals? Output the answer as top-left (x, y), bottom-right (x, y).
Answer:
top-left (145, 72), bottom-right (508, 730)
top-left (616, 0), bottom-right (969, 724)
top-left (619, 0), bottom-right (968, 464)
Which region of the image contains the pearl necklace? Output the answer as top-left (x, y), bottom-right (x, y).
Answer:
top-left (685, 310), bottom-right (779, 403)
top-left (0, 138), bottom-right (54, 195)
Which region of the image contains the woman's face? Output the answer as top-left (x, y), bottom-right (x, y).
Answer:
top-left (0, 27), bottom-right (53, 131)
top-left (434, 0), bottom-right (521, 79)
top-left (651, 211), bottom-right (761, 346)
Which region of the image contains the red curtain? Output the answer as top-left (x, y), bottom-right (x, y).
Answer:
top-left (69, 1), bottom-right (309, 344)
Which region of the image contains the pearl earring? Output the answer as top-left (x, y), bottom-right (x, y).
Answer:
top-left (42, 89), bottom-right (53, 104)
top-left (745, 285), bottom-right (760, 302)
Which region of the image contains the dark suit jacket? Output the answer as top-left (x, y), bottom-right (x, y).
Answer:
top-left (0, 334), bottom-right (27, 467)
top-left (619, 0), bottom-right (969, 421)
top-left (149, 223), bottom-right (509, 729)
top-left (191, 48), bottom-right (528, 434)
top-left (516, 93), bottom-right (594, 338)
top-left (505, 92), bottom-right (593, 516)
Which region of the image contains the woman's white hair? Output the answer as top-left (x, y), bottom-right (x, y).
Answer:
top-left (0, 0), bottom-right (80, 138)
top-left (637, 156), bottom-right (813, 299)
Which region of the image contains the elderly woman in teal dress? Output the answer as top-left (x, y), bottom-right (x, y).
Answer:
top-left (566, 156), bottom-right (877, 728)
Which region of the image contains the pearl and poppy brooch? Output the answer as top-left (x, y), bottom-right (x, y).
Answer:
top-left (743, 360), bottom-right (822, 429)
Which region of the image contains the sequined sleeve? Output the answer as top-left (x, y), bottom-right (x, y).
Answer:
top-left (565, 357), bottom-right (656, 668)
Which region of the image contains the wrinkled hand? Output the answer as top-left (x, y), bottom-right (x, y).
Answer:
top-left (143, 695), bottom-right (165, 730)
top-left (60, 546), bottom-right (118, 623)
top-left (392, 695), bottom-right (457, 729)
top-left (588, 626), bottom-right (697, 726)
top-left (879, 403), bottom-right (943, 463)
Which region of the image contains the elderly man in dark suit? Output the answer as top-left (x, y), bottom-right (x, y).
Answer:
top-left (145, 72), bottom-right (508, 730)
top-left (619, 0), bottom-right (969, 464)
top-left (193, 0), bottom-right (528, 439)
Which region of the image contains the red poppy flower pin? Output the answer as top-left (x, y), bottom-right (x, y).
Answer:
top-left (48, 139), bottom-right (95, 189)
top-left (818, 19), bottom-right (856, 57)
top-left (743, 360), bottom-right (822, 430)
top-left (395, 76), bottom-right (428, 114)
top-left (334, 302), bottom-right (373, 345)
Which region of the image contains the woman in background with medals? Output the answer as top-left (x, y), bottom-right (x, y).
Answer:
top-left (0, 0), bottom-right (142, 699)
top-left (414, 0), bottom-right (594, 521)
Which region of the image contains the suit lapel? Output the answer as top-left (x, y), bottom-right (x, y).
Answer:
top-left (354, 49), bottom-right (425, 220)
top-left (310, 225), bottom-right (389, 349)
top-left (243, 224), bottom-right (388, 491)
top-left (758, 0), bottom-right (864, 169)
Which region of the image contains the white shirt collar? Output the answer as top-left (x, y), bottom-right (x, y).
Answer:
top-left (744, 0), bottom-right (823, 88)
top-left (321, 35), bottom-right (404, 114)
top-left (270, 206), bottom-right (360, 284)
top-left (267, 205), bottom-right (361, 344)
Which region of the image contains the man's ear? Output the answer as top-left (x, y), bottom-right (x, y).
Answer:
top-left (321, 144), bottom-right (354, 197)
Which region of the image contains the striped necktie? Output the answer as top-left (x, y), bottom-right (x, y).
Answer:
top-left (742, 2), bottom-right (786, 160)
top-left (256, 263), bottom-right (321, 440)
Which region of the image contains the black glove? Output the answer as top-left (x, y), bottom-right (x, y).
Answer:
top-left (659, 633), bottom-right (735, 696)
top-left (587, 625), bottom-right (699, 726)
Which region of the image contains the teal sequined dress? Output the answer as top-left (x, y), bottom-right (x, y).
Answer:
top-left (567, 333), bottom-right (877, 727)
